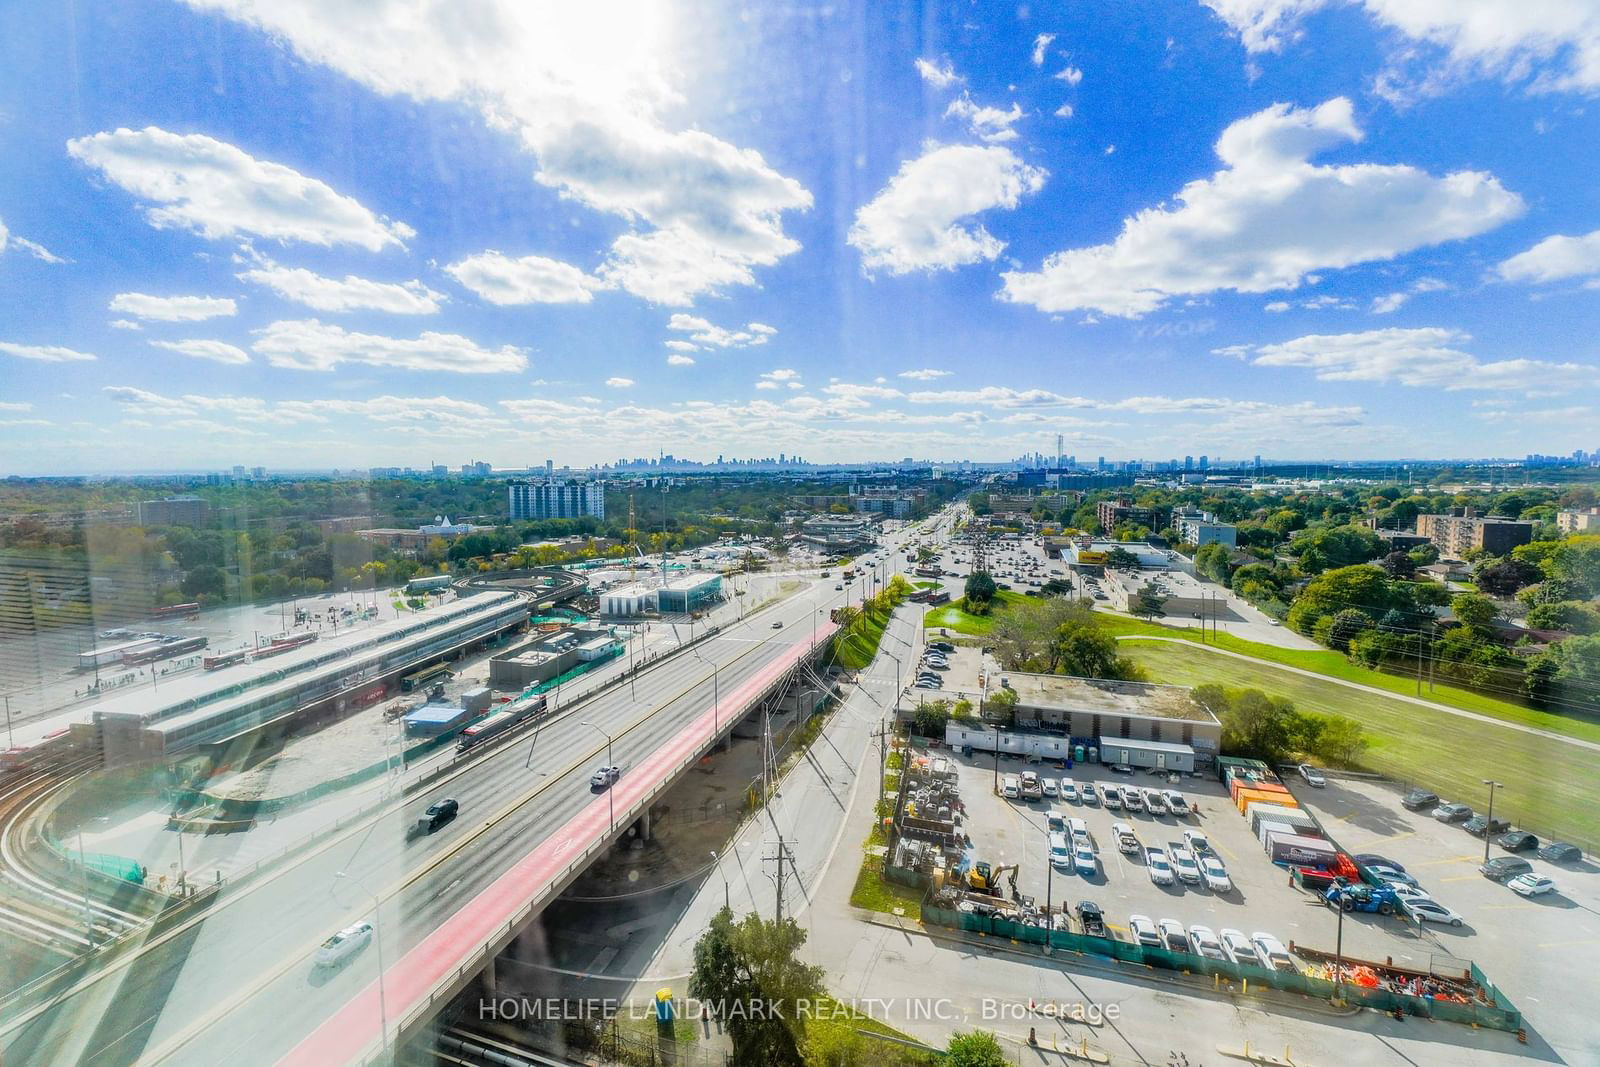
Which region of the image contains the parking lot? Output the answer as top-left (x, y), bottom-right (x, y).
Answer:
top-left (945, 754), bottom-right (1456, 969)
top-left (1293, 774), bottom-right (1599, 1055)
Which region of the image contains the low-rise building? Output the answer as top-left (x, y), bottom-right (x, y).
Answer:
top-left (798, 516), bottom-right (876, 554)
top-left (1557, 507), bottom-right (1600, 534)
top-left (488, 625), bottom-right (616, 689)
top-left (136, 495), bottom-right (208, 527)
top-left (1416, 507), bottom-right (1534, 559)
top-left (1102, 568), bottom-right (1217, 618)
top-left (657, 572), bottom-right (723, 613)
top-left (1172, 506), bottom-right (1237, 548)
top-left (1097, 500), bottom-right (1163, 533)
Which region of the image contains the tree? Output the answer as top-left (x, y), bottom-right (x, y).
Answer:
top-left (912, 700), bottom-right (951, 737)
top-left (1289, 525), bottom-right (1384, 574)
top-left (1134, 584), bottom-right (1168, 621)
top-left (1378, 550), bottom-right (1416, 580)
top-left (1286, 565), bottom-right (1408, 636)
top-left (1450, 591), bottom-right (1499, 632)
top-left (1194, 542), bottom-right (1232, 584)
top-left (1325, 608), bottom-right (1372, 653)
top-left (1196, 684), bottom-right (1304, 764)
top-left (689, 908), bottom-right (823, 1067)
top-left (1526, 601), bottom-right (1600, 635)
top-left (1314, 716), bottom-right (1368, 766)
top-left (984, 685), bottom-right (1019, 727)
top-left (990, 597), bottom-right (1094, 670)
top-left (1052, 623), bottom-right (1139, 680)
top-left (963, 570), bottom-right (998, 614)
top-left (946, 1031), bottom-right (1009, 1067)
top-left (1525, 635), bottom-right (1600, 713)
top-left (1104, 546), bottom-right (1138, 570)
top-left (1546, 535), bottom-right (1600, 597)
top-left (180, 562), bottom-right (227, 600)
top-left (1473, 555), bottom-right (1542, 597)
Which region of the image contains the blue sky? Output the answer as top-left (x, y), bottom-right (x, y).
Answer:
top-left (2, 0), bottom-right (1598, 473)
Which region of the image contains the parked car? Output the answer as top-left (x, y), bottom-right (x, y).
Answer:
top-left (1145, 848), bottom-right (1175, 886)
top-left (314, 920), bottom-right (374, 968)
top-left (1353, 854), bottom-right (1404, 872)
top-left (1480, 855), bottom-right (1532, 881)
top-left (1297, 764), bottom-right (1326, 787)
top-left (1200, 856), bottom-right (1232, 893)
top-left (1366, 865), bottom-right (1418, 887)
top-left (1158, 919), bottom-right (1191, 953)
top-left (1050, 832), bottom-right (1072, 869)
top-left (1188, 925), bottom-right (1227, 961)
top-left (1508, 874), bottom-right (1557, 897)
top-left (1128, 914), bottom-right (1161, 948)
top-left (1401, 789), bottom-right (1440, 811)
top-left (1143, 790), bottom-right (1170, 815)
top-left (771, 621), bottom-right (783, 628)
top-left (1251, 933), bottom-right (1296, 972)
top-left (929, 641), bottom-right (954, 652)
top-left (591, 765), bottom-right (622, 789)
top-left (1407, 899), bottom-right (1465, 927)
top-left (1041, 777), bottom-right (1058, 798)
top-left (1219, 928), bottom-right (1262, 967)
top-left (1163, 790), bottom-right (1190, 816)
top-left (1074, 844), bottom-right (1098, 876)
top-left (914, 677), bottom-right (940, 689)
top-left (1182, 829), bottom-right (1211, 855)
top-left (1432, 802), bottom-right (1473, 823)
top-left (1171, 846), bottom-right (1202, 885)
top-left (1121, 787), bottom-right (1144, 812)
top-left (1108, 763), bottom-right (1135, 776)
top-left (1538, 842), bottom-right (1582, 863)
top-left (1059, 779), bottom-right (1078, 803)
top-left (417, 797), bottom-right (459, 833)
top-left (1463, 815), bottom-right (1511, 837)
top-left (1497, 830), bottom-right (1539, 852)
top-left (1100, 785), bottom-right (1122, 810)
top-left (1387, 882), bottom-right (1432, 905)
top-left (1075, 900), bottom-right (1107, 937)
top-left (1081, 782), bottom-right (1100, 807)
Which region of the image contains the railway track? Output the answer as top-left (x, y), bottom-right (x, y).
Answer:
top-left (0, 756), bottom-right (152, 962)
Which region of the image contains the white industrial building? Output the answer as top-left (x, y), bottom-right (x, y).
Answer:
top-left (598, 583), bottom-right (657, 616)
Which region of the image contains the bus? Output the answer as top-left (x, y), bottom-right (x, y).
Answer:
top-left (203, 648), bottom-right (250, 671)
top-left (401, 662), bottom-right (453, 693)
top-left (455, 696), bottom-right (546, 752)
top-left (123, 635), bottom-right (208, 665)
top-left (255, 631), bottom-right (318, 660)
top-left (153, 602), bottom-right (201, 620)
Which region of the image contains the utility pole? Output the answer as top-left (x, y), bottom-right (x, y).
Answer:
top-left (1482, 779), bottom-right (1502, 865)
top-left (763, 833), bottom-right (796, 923)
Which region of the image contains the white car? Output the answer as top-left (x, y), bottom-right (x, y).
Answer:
top-left (1157, 918), bottom-right (1190, 953)
top-left (1146, 848), bottom-right (1175, 886)
top-left (1080, 783), bottom-right (1100, 807)
top-left (1189, 924), bottom-right (1227, 961)
top-left (1128, 914), bottom-right (1161, 948)
top-left (1200, 855), bottom-right (1232, 893)
top-left (1219, 928), bottom-right (1262, 967)
top-left (1100, 785), bottom-right (1122, 810)
top-left (1074, 844), bottom-right (1098, 876)
top-left (1060, 779), bottom-right (1078, 803)
top-left (1508, 874), bottom-right (1557, 897)
top-left (1251, 932), bottom-right (1296, 972)
top-left (1298, 763), bottom-right (1326, 787)
top-left (315, 920), bottom-right (374, 968)
top-left (1181, 829), bottom-right (1211, 855)
top-left (1144, 790), bottom-right (1170, 815)
top-left (1171, 847), bottom-right (1201, 884)
top-left (1407, 899), bottom-right (1465, 927)
top-left (1367, 865), bottom-right (1418, 887)
top-left (1388, 882), bottom-right (1432, 904)
top-left (590, 765), bottom-right (622, 789)
top-left (1163, 790), bottom-right (1190, 816)
top-left (1041, 777), bottom-right (1059, 798)
top-left (1050, 832), bottom-right (1072, 869)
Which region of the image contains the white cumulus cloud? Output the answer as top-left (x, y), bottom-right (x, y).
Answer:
top-left (666, 354), bottom-right (695, 366)
top-left (1000, 98), bottom-right (1522, 317)
top-left (666, 314), bottom-right (775, 349)
top-left (605, 376), bottom-right (635, 388)
top-left (915, 58), bottom-right (962, 88)
top-left (1031, 34), bottom-right (1056, 66)
top-left (251, 319), bottom-right (527, 373)
top-left (0, 217), bottom-right (64, 263)
top-left (150, 339), bottom-right (253, 365)
top-left (444, 251), bottom-right (606, 305)
top-left (0, 342), bottom-right (97, 362)
top-left (945, 95), bottom-right (1025, 143)
top-left (109, 292), bottom-right (238, 322)
top-left (239, 263), bottom-right (444, 313)
top-left (1054, 65), bottom-right (1084, 85)
top-left (898, 368), bottom-right (952, 380)
top-left (850, 144), bottom-right (1047, 275)
top-left (1497, 228), bottom-right (1600, 285)
top-left (68, 126), bottom-right (412, 250)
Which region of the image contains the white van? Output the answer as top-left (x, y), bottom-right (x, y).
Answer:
top-left (1001, 773), bottom-right (1021, 799)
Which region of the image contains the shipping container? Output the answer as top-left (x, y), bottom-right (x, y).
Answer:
top-left (1265, 831), bottom-right (1336, 866)
top-left (1249, 804), bottom-right (1318, 838)
top-left (1234, 786), bottom-right (1290, 814)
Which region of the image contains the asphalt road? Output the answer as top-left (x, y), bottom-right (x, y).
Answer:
top-left (0, 581), bottom-right (842, 1067)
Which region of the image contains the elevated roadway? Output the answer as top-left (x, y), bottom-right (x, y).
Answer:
top-left (0, 582), bottom-right (845, 1067)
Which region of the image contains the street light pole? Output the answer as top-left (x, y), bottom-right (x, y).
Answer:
top-left (335, 871), bottom-right (388, 1063)
top-left (1482, 779), bottom-right (1503, 865)
top-left (583, 721), bottom-right (616, 832)
top-left (711, 849), bottom-right (730, 911)
top-left (1331, 901), bottom-right (1346, 1008)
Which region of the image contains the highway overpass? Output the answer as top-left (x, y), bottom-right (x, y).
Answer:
top-left (0, 582), bottom-right (846, 1067)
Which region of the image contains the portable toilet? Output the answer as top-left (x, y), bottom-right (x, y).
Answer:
top-left (1087, 746), bottom-right (1098, 763)
top-left (1074, 744), bottom-right (1085, 763)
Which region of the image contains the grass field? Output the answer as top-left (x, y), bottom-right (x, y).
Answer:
top-left (848, 852), bottom-right (924, 919)
top-left (923, 591), bottom-right (1027, 635)
top-left (1118, 638), bottom-right (1600, 849)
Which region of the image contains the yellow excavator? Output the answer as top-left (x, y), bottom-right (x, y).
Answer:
top-left (964, 861), bottom-right (1019, 897)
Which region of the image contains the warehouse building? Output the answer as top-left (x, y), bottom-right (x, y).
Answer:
top-left (488, 625), bottom-right (620, 689)
top-left (657, 573), bottom-right (722, 613)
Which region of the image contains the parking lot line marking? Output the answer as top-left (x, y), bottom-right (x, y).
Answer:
top-left (1438, 874), bottom-right (1484, 883)
top-left (1414, 854), bottom-right (1477, 866)
top-left (1537, 938), bottom-right (1600, 950)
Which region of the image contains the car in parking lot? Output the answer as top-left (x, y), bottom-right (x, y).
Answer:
top-left (314, 920), bottom-right (374, 968)
top-left (1111, 822), bottom-right (1141, 854)
top-left (1366, 864), bottom-right (1418, 887)
top-left (1354, 853), bottom-right (1404, 872)
top-left (1406, 899), bottom-right (1465, 927)
top-left (1251, 933), bottom-right (1296, 972)
top-left (1497, 830), bottom-right (1539, 852)
top-left (590, 765), bottom-right (622, 789)
top-left (1041, 777), bottom-right (1058, 798)
top-left (1080, 782), bottom-right (1099, 807)
top-left (1128, 914), bottom-right (1161, 948)
top-left (1100, 785), bottom-right (1122, 810)
top-left (1188, 925), bottom-right (1227, 961)
top-left (1170, 846), bottom-right (1201, 884)
top-left (1158, 919), bottom-right (1191, 953)
top-left (1181, 829), bottom-right (1210, 855)
top-left (1163, 790), bottom-right (1190, 816)
top-left (914, 677), bottom-right (940, 689)
top-left (1432, 802), bottom-right (1473, 823)
top-left (1050, 832), bottom-right (1072, 868)
top-left (1386, 882), bottom-right (1432, 905)
top-left (1401, 789), bottom-right (1440, 811)
top-left (1508, 873), bottom-right (1557, 897)
top-left (1074, 843), bottom-right (1098, 876)
top-left (1219, 928), bottom-right (1262, 967)
top-left (1059, 779), bottom-right (1078, 803)
top-left (1463, 814), bottom-right (1511, 837)
top-left (929, 641), bottom-right (954, 652)
top-left (1108, 763), bottom-right (1135, 775)
top-left (1297, 763), bottom-right (1326, 787)
top-left (1075, 900), bottom-right (1107, 937)
top-left (1146, 847), bottom-right (1175, 885)
top-left (1200, 855), bottom-right (1232, 893)
top-left (1538, 841), bottom-right (1583, 863)
top-left (1481, 856), bottom-right (1533, 881)
top-left (1121, 787), bottom-right (1144, 812)
top-left (1144, 789), bottom-right (1170, 815)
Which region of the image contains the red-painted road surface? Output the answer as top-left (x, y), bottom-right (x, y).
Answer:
top-left (279, 625), bottom-right (838, 1065)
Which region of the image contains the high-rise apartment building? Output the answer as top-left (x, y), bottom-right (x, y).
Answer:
top-left (1416, 508), bottom-right (1534, 559)
top-left (508, 480), bottom-right (606, 521)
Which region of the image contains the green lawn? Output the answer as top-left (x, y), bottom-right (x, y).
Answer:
top-left (923, 591), bottom-right (1026, 635)
top-left (1118, 639), bottom-right (1600, 849)
top-left (848, 853), bottom-right (924, 920)
top-left (1099, 613), bottom-right (1600, 747)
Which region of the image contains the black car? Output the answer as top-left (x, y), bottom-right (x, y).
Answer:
top-left (1480, 856), bottom-right (1533, 881)
top-left (1496, 830), bottom-right (1539, 852)
top-left (1400, 789), bottom-right (1440, 811)
top-left (1538, 841), bottom-right (1583, 863)
top-left (1463, 815), bottom-right (1511, 837)
top-left (1074, 900), bottom-right (1107, 937)
top-left (419, 797), bottom-right (459, 832)
top-left (1353, 853), bottom-right (1404, 873)
top-left (1108, 764), bottom-right (1135, 776)
top-left (929, 641), bottom-right (954, 653)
